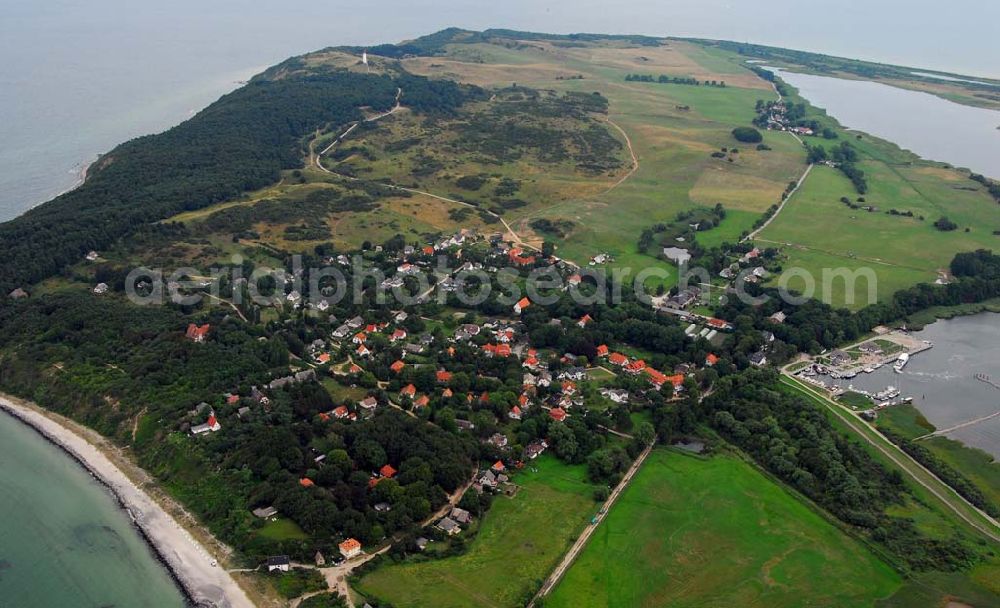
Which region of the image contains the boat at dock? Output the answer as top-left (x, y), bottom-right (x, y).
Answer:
top-left (893, 353), bottom-right (909, 373)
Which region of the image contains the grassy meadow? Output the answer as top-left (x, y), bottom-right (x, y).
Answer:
top-left (546, 449), bottom-right (901, 608)
top-left (355, 454), bottom-right (600, 608)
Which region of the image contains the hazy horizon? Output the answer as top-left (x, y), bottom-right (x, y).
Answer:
top-left (2, 0), bottom-right (998, 220)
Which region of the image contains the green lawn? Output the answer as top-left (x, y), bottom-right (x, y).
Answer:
top-left (256, 516), bottom-right (309, 541)
top-left (355, 454), bottom-right (600, 608)
top-left (546, 449), bottom-right (901, 608)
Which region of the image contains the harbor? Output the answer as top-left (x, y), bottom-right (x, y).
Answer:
top-left (790, 315), bottom-right (1000, 459)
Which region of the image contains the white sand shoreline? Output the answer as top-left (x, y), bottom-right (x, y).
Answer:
top-left (0, 394), bottom-right (255, 608)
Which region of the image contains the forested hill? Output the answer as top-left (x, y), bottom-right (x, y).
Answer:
top-left (0, 69), bottom-right (477, 296)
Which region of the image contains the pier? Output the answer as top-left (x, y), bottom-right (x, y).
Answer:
top-left (916, 408), bottom-right (1000, 440)
top-left (975, 373), bottom-right (1000, 391)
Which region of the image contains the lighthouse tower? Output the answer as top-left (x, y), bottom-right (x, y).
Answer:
top-left (362, 50), bottom-right (368, 66)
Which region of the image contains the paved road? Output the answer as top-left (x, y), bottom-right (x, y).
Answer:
top-left (529, 442), bottom-right (654, 606)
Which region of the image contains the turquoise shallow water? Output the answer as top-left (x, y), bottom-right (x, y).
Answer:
top-left (0, 412), bottom-right (187, 608)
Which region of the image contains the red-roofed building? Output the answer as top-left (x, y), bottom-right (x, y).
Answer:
top-left (390, 360), bottom-right (405, 374)
top-left (705, 353), bottom-right (719, 366)
top-left (491, 460), bottom-right (505, 472)
top-left (513, 297), bottom-right (531, 314)
top-left (349, 363), bottom-right (363, 374)
top-left (666, 374), bottom-right (685, 391)
top-left (644, 368), bottom-right (668, 389)
top-left (561, 381), bottom-right (577, 395)
top-left (333, 405), bottom-right (349, 419)
top-left (707, 318), bottom-right (729, 330)
top-left (365, 324), bottom-right (378, 333)
top-left (442, 388), bottom-right (454, 398)
top-left (380, 464), bottom-right (397, 479)
top-left (436, 370), bottom-right (452, 384)
top-left (390, 328), bottom-right (407, 342)
top-left (625, 359), bottom-right (647, 374)
top-left (549, 407), bottom-right (567, 422)
top-left (519, 393), bottom-right (530, 407)
top-left (356, 345), bottom-right (371, 358)
top-left (414, 394), bottom-right (430, 408)
top-left (353, 332), bottom-right (367, 344)
top-left (567, 274), bottom-right (582, 287)
top-left (300, 478), bottom-right (315, 488)
top-left (226, 393), bottom-right (240, 405)
top-left (422, 245), bottom-right (435, 255)
top-left (509, 405), bottom-right (522, 420)
top-left (185, 323), bottom-right (211, 343)
top-left (316, 353), bottom-right (331, 364)
top-left (609, 352), bottom-right (628, 366)
top-left (339, 538), bottom-right (362, 559)
top-left (596, 344), bottom-right (609, 357)
top-left (400, 384), bottom-right (417, 398)
top-left (577, 314), bottom-right (593, 328)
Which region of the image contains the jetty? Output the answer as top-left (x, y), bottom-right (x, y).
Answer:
top-left (917, 408), bottom-right (1000, 440)
top-left (975, 373), bottom-right (1000, 391)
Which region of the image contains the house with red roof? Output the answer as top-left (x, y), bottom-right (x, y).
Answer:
top-left (299, 478), bottom-right (315, 488)
top-left (596, 344), bottom-right (609, 357)
top-left (339, 538), bottom-right (362, 559)
top-left (400, 384), bottom-right (417, 398)
top-left (390, 328), bottom-right (407, 342)
top-left (353, 332), bottom-right (367, 344)
top-left (316, 353), bottom-right (332, 365)
top-left (380, 464), bottom-right (397, 479)
top-left (414, 394), bottom-right (430, 408)
top-left (705, 353), bottom-right (719, 366)
top-left (625, 359), bottom-right (647, 374)
top-left (509, 405), bottom-right (522, 420)
top-left (609, 352), bottom-right (628, 366)
top-left (436, 370), bottom-right (452, 384)
top-left (185, 323), bottom-right (211, 343)
top-left (644, 368), bottom-right (668, 389)
top-left (549, 407), bottom-right (568, 422)
top-left (333, 405), bottom-right (349, 419)
top-left (577, 314), bottom-right (593, 328)
top-left (666, 374), bottom-right (685, 392)
top-left (191, 412), bottom-right (221, 435)
top-left (390, 360), bottom-right (405, 374)
top-left (356, 345), bottom-right (371, 358)
top-left (442, 388), bottom-right (454, 398)
top-left (513, 297), bottom-right (531, 314)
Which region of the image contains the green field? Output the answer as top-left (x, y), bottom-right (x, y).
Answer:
top-left (355, 454), bottom-right (600, 608)
top-left (757, 87), bottom-right (1000, 308)
top-left (877, 404), bottom-right (1000, 510)
top-left (546, 450), bottom-right (901, 608)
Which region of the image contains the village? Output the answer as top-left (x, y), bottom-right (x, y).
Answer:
top-left (157, 227), bottom-right (733, 601)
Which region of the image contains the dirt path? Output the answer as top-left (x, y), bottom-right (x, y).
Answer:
top-left (744, 162), bottom-right (813, 242)
top-left (529, 442), bottom-right (654, 606)
top-left (604, 117), bottom-right (639, 193)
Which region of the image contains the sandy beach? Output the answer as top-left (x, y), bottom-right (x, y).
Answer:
top-left (0, 394), bottom-right (255, 608)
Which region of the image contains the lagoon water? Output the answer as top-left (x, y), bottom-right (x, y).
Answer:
top-left (2, 0), bottom-right (1000, 221)
top-left (769, 67), bottom-right (1000, 179)
top-left (0, 413), bottom-right (187, 607)
top-left (818, 313), bottom-right (1000, 460)
top-left (1, 0), bottom-right (1000, 599)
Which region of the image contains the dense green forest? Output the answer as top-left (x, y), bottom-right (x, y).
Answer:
top-left (0, 70), bottom-right (476, 295)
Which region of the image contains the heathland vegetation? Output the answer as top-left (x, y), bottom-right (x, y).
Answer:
top-left (1, 28), bottom-right (999, 607)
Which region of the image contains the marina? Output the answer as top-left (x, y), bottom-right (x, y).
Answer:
top-left (792, 314), bottom-right (1000, 459)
